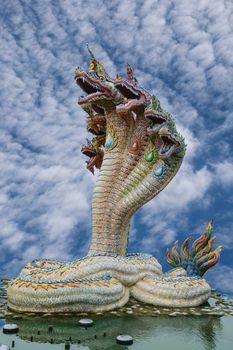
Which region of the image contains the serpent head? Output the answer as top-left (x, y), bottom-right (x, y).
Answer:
top-left (157, 125), bottom-right (185, 159)
top-left (114, 64), bottom-right (151, 116)
top-left (145, 96), bottom-right (186, 160)
top-left (145, 95), bottom-right (167, 134)
top-left (75, 46), bottom-right (125, 173)
top-left (75, 46), bottom-right (123, 115)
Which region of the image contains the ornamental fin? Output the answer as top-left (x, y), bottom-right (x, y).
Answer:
top-left (166, 221), bottom-right (222, 277)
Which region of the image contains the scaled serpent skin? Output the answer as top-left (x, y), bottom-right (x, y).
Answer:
top-left (7, 48), bottom-right (221, 312)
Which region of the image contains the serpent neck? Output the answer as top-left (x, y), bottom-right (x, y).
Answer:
top-left (88, 111), bottom-right (130, 256)
top-left (88, 110), bottom-right (184, 257)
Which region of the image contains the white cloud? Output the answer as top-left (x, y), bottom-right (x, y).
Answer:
top-left (213, 161), bottom-right (233, 187)
top-left (138, 162), bottom-right (213, 252)
top-left (207, 265), bottom-right (233, 294)
top-left (144, 163), bottom-right (213, 214)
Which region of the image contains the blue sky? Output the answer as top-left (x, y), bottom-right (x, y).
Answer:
top-left (0, 0), bottom-right (233, 294)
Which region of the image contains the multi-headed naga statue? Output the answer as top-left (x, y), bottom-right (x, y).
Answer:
top-left (7, 48), bottom-right (221, 312)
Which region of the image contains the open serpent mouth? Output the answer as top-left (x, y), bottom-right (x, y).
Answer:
top-left (76, 74), bottom-right (111, 104)
top-left (87, 112), bottom-right (106, 136)
top-left (91, 103), bottom-right (105, 116)
top-left (115, 82), bottom-right (139, 100)
top-left (115, 82), bottom-right (147, 115)
top-left (159, 134), bottom-right (180, 157)
top-left (146, 112), bottom-right (167, 132)
top-left (81, 144), bottom-right (96, 158)
top-left (116, 99), bottom-right (145, 114)
top-left (145, 112), bottom-right (166, 124)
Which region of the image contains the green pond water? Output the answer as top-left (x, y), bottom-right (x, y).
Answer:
top-left (1, 279), bottom-right (233, 350)
top-left (0, 314), bottom-right (233, 350)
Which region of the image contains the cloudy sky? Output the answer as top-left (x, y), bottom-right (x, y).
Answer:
top-left (0, 0), bottom-right (233, 294)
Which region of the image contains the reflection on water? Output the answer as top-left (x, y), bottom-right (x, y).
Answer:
top-left (199, 317), bottom-right (222, 350)
top-left (0, 314), bottom-right (232, 350)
